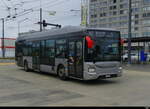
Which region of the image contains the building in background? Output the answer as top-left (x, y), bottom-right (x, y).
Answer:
top-left (88, 0), bottom-right (150, 57)
top-left (81, 0), bottom-right (89, 27)
top-left (0, 38), bottom-right (16, 57)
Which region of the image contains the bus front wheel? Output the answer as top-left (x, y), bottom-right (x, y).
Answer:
top-left (58, 66), bottom-right (67, 80)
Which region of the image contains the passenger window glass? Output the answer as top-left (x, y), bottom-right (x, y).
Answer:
top-left (46, 40), bottom-right (55, 57)
top-left (69, 42), bottom-right (75, 57)
top-left (76, 41), bottom-right (82, 57)
top-left (28, 42), bottom-right (32, 56)
top-left (56, 39), bottom-right (66, 44)
top-left (32, 42), bottom-right (40, 56)
top-left (56, 39), bottom-right (67, 58)
top-left (23, 41), bottom-right (28, 56)
top-left (41, 41), bottom-right (45, 57)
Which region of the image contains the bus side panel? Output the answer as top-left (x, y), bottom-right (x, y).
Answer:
top-left (40, 65), bottom-right (56, 74)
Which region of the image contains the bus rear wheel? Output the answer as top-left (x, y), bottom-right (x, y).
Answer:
top-left (24, 61), bottom-right (29, 72)
top-left (58, 66), bottom-right (67, 80)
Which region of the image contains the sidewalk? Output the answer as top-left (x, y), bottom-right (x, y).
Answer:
top-left (0, 63), bottom-right (15, 66)
top-left (123, 64), bottom-right (150, 73)
top-left (0, 59), bottom-right (15, 63)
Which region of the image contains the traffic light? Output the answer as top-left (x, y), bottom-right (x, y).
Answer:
top-left (43, 20), bottom-right (47, 27)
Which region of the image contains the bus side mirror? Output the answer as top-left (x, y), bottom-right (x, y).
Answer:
top-left (120, 39), bottom-right (125, 45)
top-left (86, 36), bottom-right (94, 48)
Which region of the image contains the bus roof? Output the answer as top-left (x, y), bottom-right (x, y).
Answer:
top-left (16, 26), bottom-right (120, 42)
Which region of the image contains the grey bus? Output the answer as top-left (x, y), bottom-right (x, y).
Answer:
top-left (15, 26), bottom-right (122, 80)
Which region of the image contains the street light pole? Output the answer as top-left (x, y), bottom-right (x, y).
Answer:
top-left (2, 18), bottom-right (5, 58)
top-left (128, 0), bottom-right (132, 64)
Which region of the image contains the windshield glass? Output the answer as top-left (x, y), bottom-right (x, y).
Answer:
top-left (84, 30), bottom-right (121, 62)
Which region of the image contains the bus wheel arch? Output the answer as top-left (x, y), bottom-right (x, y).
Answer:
top-left (24, 60), bottom-right (29, 72)
top-left (57, 64), bottom-right (67, 80)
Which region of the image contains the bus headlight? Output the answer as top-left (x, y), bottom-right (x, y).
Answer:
top-left (88, 68), bottom-right (96, 72)
top-left (119, 67), bottom-right (122, 70)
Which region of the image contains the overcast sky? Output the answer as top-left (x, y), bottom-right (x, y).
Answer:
top-left (0, 0), bottom-right (81, 38)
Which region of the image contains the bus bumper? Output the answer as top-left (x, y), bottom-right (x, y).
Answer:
top-left (83, 71), bottom-right (122, 80)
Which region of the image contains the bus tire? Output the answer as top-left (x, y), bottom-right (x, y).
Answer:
top-left (24, 61), bottom-right (29, 72)
top-left (57, 66), bottom-right (67, 80)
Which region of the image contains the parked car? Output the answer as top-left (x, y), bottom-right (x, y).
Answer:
top-left (146, 53), bottom-right (150, 62)
top-left (122, 53), bottom-right (128, 62)
top-left (122, 53), bottom-right (139, 62)
top-left (122, 52), bottom-right (150, 62)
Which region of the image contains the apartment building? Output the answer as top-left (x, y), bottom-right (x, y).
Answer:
top-left (88, 0), bottom-right (150, 54)
top-left (81, 0), bottom-right (89, 26)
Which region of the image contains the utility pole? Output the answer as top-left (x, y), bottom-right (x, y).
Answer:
top-left (40, 0), bottom-right (42, 31)
top-left (128, 0), bottom-right (132, 64)
top-left (2, 18), bottom-right (5, 58)
top-left (40, 8), bottom-right (42, 31)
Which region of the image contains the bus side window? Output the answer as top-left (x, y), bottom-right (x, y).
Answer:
top-left (56, 39), bottom-right (67, 58)
top-left (45, 40), bottom-right (55, 65)
top-left (40, 40), bottom-right (46, 64)
top-left (22, 41), bottom-right (28, 56)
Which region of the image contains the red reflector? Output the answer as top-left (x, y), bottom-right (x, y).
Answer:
top-left (86, 36), bottom-right (94, 48)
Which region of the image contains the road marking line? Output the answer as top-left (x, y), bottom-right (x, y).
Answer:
top-left (0, 63), bottom-right (15, 66)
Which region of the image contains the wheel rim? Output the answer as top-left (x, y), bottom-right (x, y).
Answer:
top-left (59, 68), bottom-right (64, 77)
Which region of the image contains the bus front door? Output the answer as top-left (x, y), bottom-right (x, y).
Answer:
top-left (68, 40), bottom-right (83, 79)
top-left (32, 42), bottom-right (40, 71)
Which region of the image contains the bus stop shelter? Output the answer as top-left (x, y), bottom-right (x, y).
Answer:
top-left (123, 37), bottom-right (150, 63)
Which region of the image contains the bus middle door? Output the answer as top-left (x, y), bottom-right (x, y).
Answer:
top-left (68, 40), bottom-right (83, 79)
top-left (32, 42), bottom-right (40, 71)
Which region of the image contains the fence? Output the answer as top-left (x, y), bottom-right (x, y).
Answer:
top-left (0, 38), bottom-right (16, 58)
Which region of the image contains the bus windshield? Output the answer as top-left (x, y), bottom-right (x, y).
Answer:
top-left (85, 30), bottom-right (121, 62)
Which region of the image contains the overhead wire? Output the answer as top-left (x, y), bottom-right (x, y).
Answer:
top-left (5, 0), bottom-right (61, 20)
top-left (20, 0), bottom-right (40, 4)
top-left (1, 0), bottom-right (9, 8)
top-left (4, 0), bottom-right (70, 19)
top-left (22, 0), bottom-right (61, 10)
top-left (43, 0), bottom-right (71, 9)
top-left (3, 0), bottom-right (80, 30)
top-left (1, 0), bottom-right (12, 18)
top-left (8, 0), bottom-right (19, 17)
top-left (0, 0), bottom-right (38, 20)
top-left (24, 0), bottom-right (73, 21)
top-left (48, 13), bottom-right (80, 22)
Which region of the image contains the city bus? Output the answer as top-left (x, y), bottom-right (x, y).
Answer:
top-left (15, 26), bottom-right (122, 80)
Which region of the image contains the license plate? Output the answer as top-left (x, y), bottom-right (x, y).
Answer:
top-left (105, 75), bottom-right (111, 78)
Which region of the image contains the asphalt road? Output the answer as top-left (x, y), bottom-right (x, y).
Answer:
top-left (0, 64), bottom-right (150, 106)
